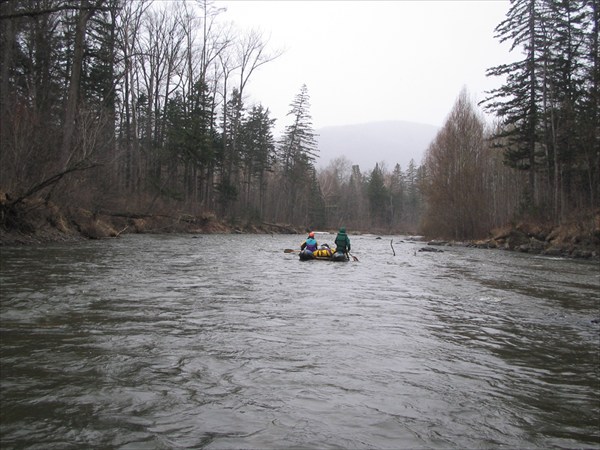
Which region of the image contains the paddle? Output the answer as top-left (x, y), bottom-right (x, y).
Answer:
top-left (348, 252), bottom-right (359, 262)
top-left (284, 248), bottom-right (298, 253)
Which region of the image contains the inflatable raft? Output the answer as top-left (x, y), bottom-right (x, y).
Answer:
top-left (299, 247), bottom-right (348, 262)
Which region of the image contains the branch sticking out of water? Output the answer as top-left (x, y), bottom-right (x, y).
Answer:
top-left (391, 239), bottom-right (396, 256)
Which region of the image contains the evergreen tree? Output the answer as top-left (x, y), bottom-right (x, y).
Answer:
top-left (278, 84), bottom-right (318, 172)
top-left (277, 84), bottom-right (319, 223)
top-left (389, 163), bottom-right (405, 229)
top-left (484, 0), bottom-right (599, 218)
top-left (345, 164), bottom-right (366, 229)
top-left (164, 80), bottom-right (217, 203)
top-left (405, 159), bottom-right (421, 230)
top-left (541, 0), bottom-right (589, 219)
top-left (577, 0), bottom-right (600, 209)
top-left (0, 1), bottom-right (65, 192)
top-left (218, 88), bottom-right (244, 212)
top-left (368, 163), bottom-right (388, 228)
top-left (483, 0), bottom-right (548, 210)
top-left (239, 104), bottom-right (276, 218)
top-left (307, 168), bottom-right (326, 229)
top-left (83, 0), bottom-right (119, 111)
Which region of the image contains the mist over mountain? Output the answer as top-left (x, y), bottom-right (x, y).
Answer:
top-left (315, 121), bottom-right (440, 172)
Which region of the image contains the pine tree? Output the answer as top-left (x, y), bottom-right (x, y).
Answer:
top-left (278, 84), bottom-right (318, 173)
top-left (164, 80), bottom-right (217, 203)
top-left (577, 0), bottom-right (600, 209)
top-left (239, 104), bottom-right (276, 218)
top-left (405, 159), bottom-right (422, 231)
top-left (484, 0), bottom-right (599, 217)
top-left (345, 165), bottom-right (366, 229)
top-left (277, 84), bottom-right (319, 223)
top-left (0, 1), bottom-right (65, 192)
top-left (389, 163), bottom-right (405, 229)
top-left (540, 0), bottom-right (589, 219)
top-left (307, 169), bottom-right (326, 229)
top-left (367, 163), bottom-right (388, 228)
top-left (218, 88), bottom-right (244, 211)
top-left (482, 0), bottom-right (548, 211)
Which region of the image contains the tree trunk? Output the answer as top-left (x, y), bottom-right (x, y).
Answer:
top-left (0, 2), bottom-right (15, 155)
top-left (61, 4), bottom-right (94, 169)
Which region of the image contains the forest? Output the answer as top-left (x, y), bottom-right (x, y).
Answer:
top-left (0, 0), bottom-right (598, 240)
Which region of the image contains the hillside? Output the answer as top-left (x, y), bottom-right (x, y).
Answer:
top-left (315, 120), bottom-right (440, 171)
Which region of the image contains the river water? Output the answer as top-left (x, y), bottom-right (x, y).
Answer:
top-left (0, 233), bottom-right (598, 449)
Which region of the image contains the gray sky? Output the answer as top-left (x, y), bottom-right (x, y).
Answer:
top-left (217, 0), bottom-right (516, 132)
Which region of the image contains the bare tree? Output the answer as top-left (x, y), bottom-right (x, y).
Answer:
top-left (422, 88), bottom-right (488, 239)
top-left (115, 0), bottom-right (151, 193)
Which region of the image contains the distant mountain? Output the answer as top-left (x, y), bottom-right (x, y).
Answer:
top-left (315, 120), bottom-right (440, 171)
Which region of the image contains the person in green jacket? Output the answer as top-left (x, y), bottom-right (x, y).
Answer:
top-left (334, 227), bottom-right (351, 258)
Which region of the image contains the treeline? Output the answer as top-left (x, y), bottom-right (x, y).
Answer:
top-left (316, 157), bottom-right (424, 233)
top-left (0, 0), bottom-right (327, 228)
top-left (0, 0), bottom-right (598, 238)
top-left (420, 0), bottom-right (599, 240)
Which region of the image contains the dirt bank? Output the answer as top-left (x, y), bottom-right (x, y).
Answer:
top-left (427, 214), bottom-right (600, 260)
top-left (0, 194), bottom-right (300, 246)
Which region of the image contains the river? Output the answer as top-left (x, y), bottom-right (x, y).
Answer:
top-left (1, 233), bottom-right (598, 449)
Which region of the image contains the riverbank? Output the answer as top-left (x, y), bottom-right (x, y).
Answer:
top-left (0, 194), bottom-right (300, 246)
top-left (1, 193), bottom-right (598, 260)
top-left (426, 215), bottom-right (600, 260)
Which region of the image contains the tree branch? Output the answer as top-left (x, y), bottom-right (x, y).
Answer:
top-left (10, 163), bottom-right (100, 207)
top-left (0, 3), bottom-right (109, 20)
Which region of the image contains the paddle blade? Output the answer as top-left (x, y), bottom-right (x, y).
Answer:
top-left (284, 249), bottom-right (298, 253)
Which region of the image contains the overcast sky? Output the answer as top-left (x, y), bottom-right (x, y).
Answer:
top-left (216, 0), bottom-right (516, 133)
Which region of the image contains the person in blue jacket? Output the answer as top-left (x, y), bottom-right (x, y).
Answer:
top-left (300, 231), bottom-right (318, 252)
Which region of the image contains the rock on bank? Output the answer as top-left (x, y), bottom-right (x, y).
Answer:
top-left (470, 218), bottom-right (600, 259)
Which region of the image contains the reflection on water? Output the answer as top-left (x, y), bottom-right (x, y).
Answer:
top-left (1, 234), bottom-right (599, 449)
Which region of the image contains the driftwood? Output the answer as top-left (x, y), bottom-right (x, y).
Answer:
top-left (419, 247), bottom-right (444, 253)
top-left (114, 225), bottom-right (129, 237)
top-left (104, 211), bottom-right (154, 219)
top-left (102, 211), bottom-right (192, 221)
top-left (263, 222), bottom-right (297, 233)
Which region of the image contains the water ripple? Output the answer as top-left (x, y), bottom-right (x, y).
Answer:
top-left (1, 234), bottom-right (598, 449)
